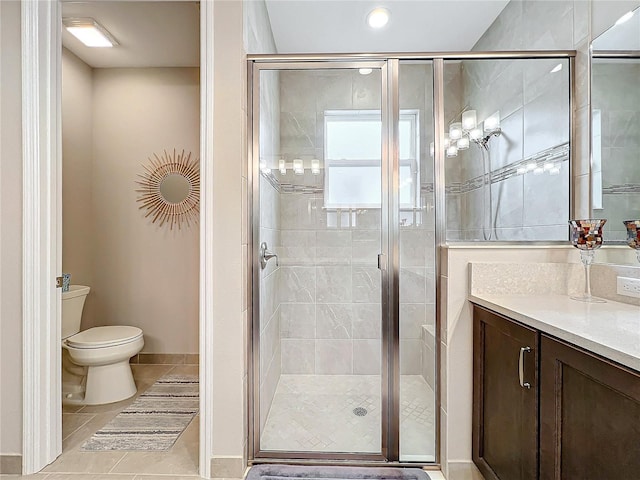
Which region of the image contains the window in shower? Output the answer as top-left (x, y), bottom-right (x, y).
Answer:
top-left (443, 58), bottom-right (571, 242)
top-left (324, 110), bottom-right (420, 209)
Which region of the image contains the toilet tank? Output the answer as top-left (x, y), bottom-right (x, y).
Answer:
top-left (62, 285), bottom-right (91, 339)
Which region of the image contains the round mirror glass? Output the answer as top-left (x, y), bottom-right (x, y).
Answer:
top-left (160, 173), bottom-right (191, 204)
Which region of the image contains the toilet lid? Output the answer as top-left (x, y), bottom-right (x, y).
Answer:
top-left (66, 326), bottom-right (143, 349)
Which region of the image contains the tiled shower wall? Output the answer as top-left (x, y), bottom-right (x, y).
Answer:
top-left (592, 62), bottom-right (640, 240)
top-left (259, 70), bottom-right (281, 432)
top-left (445, 57), bottom-right (570, 241)
top-left (277, 69), bottom-right (385, 376)
top-left (274, 67), bottom-right (436, 381)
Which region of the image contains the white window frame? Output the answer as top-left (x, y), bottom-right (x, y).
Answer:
top-left (323, 109), bottom-right (420, 210)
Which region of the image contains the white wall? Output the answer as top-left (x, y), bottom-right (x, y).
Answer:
top-left (0, 0), bottom-right (23, 462)
top-left (88, 67), bottom-right (200, 354)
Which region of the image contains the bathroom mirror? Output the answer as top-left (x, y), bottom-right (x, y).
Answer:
top-left (136, 149), bottom-right (200, 229)
top-left (591, 6), bottom-right (640, 247)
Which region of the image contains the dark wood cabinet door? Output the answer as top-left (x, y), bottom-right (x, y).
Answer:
top-left (540, 334), bottom-right (640, 480)
top-left (473, 306), bottom-right (539, 480)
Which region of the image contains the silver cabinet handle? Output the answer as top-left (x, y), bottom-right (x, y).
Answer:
top-left (519, 346), bottom-right (531, 389)
top-left (259, 242), bottom-right (278, 269)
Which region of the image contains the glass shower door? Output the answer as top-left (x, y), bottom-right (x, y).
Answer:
top-left (254, 64), bottom-right (387, 457)
top-left (397, 60), bottom-right (437, 462)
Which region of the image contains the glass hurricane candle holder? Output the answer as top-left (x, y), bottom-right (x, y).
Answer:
top-left (624, 220), bottom-right (640, 264)
top-left (569, 219), bottom-right (607, 303)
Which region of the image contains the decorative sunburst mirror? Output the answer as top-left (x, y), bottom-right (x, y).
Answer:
top-left (136, 149), bottom-right (200, 229)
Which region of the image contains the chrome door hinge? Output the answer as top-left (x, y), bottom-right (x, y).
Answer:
top-left (56, 276), bottom-right (63, 288)
top-left (377, 253), bottom-right (387, 271)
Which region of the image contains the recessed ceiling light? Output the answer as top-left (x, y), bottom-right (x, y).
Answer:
top-left (550, 63), bottom-right (563, 73)
top-left (359, 68), bottom-right (373, 75)
top-left (63, 18), bottom-right (119, 48)
top-left (615, 10), bottom-right (634, 25)
top-left (367, 8), bottom-right (390, 29)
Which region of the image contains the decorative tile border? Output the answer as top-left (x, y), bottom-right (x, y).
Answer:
top-left (261, 142), bottom-right (569, 197)
top-left (448, 142), bottom-right (570, 195)
top-left (603, 184), bottom-right (640, 194)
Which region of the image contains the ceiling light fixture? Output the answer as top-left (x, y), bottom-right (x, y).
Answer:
top-left (615, 10), bottom-right (634, 25)
top-left (63, 17), bottom-right (119, 48)
top-left (359, 68), bottom-right (373, 75)
top-left (367, 8), bottom-right (390, 29)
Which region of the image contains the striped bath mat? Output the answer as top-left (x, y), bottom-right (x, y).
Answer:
top-left (81, 373), bottom-right (199, 451)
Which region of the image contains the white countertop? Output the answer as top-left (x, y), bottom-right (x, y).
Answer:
top-left (469, 294), bottom-right (640, 372)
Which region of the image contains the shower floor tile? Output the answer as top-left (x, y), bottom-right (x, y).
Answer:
top-left (260, 374), bottom-right (435, 460)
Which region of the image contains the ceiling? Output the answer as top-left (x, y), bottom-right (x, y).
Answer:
top-left (61, 0), bottom-right (509, 69)
top-left (61, 1), bottom-right (200, 68)
top-left (264, 0), bottom-right (510, 54)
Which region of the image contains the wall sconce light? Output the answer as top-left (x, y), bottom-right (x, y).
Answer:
top-left (279, 159), bottom-right (286, 175)
top-left (293, 159), bottom-right (304, 175)
top-left (311, 159), bottom-right (321, 175)
top-left (462, 110), bottom-right (477, 130)
top-left (431, 109), bottom-right (502, 158)
top-left (484, 111), bottom-right (501, 132)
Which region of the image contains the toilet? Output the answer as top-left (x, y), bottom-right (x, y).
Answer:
top-left (62, 285), bottom-right (144, 405)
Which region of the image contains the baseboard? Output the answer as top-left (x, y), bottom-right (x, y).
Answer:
top-left (211, 455), bottom-right (245, 479)
top-left (0, 455), bottom-right (21, 474)
top-left (447, 461), bottom-right (485, 480)
top-left (130, 353), bottom-right (199, 365)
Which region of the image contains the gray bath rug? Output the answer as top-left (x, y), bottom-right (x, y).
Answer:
top-left (81, 373), bottom-right (199, 451)
top-left (246, 465), bottom-right (433, 480)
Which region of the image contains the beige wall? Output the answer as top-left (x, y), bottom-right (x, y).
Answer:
top-left (0, 0), bottom-right (23, 458)
top-left (62, 48), bottom-right (94, 304)
top-left (63, 59), bottom-right (201, 354)
top-left (211, 0), bottom-right (245, 473)
top-left (87, 67), bottom-right (200, 354)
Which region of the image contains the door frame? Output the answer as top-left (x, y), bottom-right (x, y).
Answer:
top-left (20, 1), bottom-right (215, 476)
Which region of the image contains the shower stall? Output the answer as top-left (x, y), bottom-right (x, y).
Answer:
top-left (248, 53), bottom-right (572, 464)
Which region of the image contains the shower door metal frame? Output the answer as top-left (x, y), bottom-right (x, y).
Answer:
top-left (247, 50), bottom-right (577, 467)
top-left (249, 59), bottom-right (393, 463)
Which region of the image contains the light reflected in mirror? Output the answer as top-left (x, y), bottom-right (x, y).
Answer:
top-left (160, 173), bottom-right (191, 204)
top-left (591, 5), bottom-right (640, 253)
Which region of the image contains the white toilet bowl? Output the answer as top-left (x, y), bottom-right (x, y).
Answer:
top-left (63, 326), bottom-right (144, 405)
top-left (62, 285), bottom-right (144, 405)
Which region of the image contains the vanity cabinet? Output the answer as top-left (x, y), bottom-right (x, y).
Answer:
top-left (473, 305), bottom-right (640, 480)
top-left (539, 334), bottom-right (640, 480)
top-left (473, 306), bottom-right (539, 480)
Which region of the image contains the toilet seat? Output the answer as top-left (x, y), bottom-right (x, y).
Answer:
top-left (66, 326), bottom-right (143, 349)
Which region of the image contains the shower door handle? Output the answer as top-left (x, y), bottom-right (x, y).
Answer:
top-left (259, 242), bottom-right (279, 269)
top-left (377, 253), bottom-right (386, 271)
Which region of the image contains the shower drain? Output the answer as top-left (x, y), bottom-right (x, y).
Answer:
top-left (353, 407), bottom-right (368, 417)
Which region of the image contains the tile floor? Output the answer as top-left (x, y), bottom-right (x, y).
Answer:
top-left (3, 369), bottom-right (438, 479)
top-left (0, 364), bottom-right (202, 479)
top-left (261, 374), bottom-right (435, 461)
